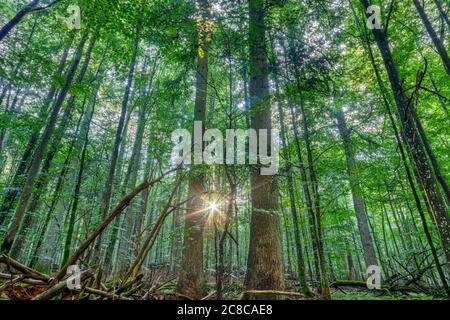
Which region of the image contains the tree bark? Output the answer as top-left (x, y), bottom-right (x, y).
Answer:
top-left (0, 34), bottom-right (74, 226)
top-left (0, 32), bottom-right (88, 254)
top-left (335, 109), bottom-right (378, 267)
top-left (244, 0), bottom-right (284, 298)
top-left (413, 0), bottom-right (450, 75)
top-left (273, 70), bottom-right (310, 295)
top-left (93, 1), bottom-right (144, 265)
top-left (0, 0), bottom-right (40, 42)
top-left (361, 0), bottom-right (450, 272)
top-left (434, 0), bottom-right (450, 31)
top-left (176, 0), bottom-right (210, 299)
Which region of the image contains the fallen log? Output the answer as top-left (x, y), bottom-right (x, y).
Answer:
top-left (123, 181), bottom-right (187, 282)
top-left (0, 274), bottom-right (25, 294)
top-left (51, 167), bottom-right (179, 285)
top-left (33, 270), bottom-right (93, 300)
top-left (0, 272), bottom-right (46, 285)
top-left (330, 279), bottom-right (422, 294)
top-left (330, 280), bottom-right (370, 288)
top-left (83, 287), bottom-right (132, 300)
top-left (201, 291), bottom-right (216, 300)
top-left (240, 290), bottom-right (304, 300)
top-left (0, 254), bottom-right (50, 282)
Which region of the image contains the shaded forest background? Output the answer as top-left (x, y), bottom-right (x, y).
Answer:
top-left (0, 0), bottom-right (449, 300)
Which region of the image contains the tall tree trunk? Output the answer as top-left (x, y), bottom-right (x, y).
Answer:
top-left (361, 0), bottom-right (450, 272)
top-left (244, 0), bottom-right (284, 297)
top-left (9, 34), bottom-right (98, 258)
top-left (434, 0), bottom-right (450, 31)
top-left (280, 37), bottom-right (323, 289)
top-left (60, 71), bottom-right (102, 267)
top-left (298, 97), bottom-right (330, 299)
top-left (0, 32), bottom-right (88, 254)
top-left (0, 34), bottom-right (74, 226)
top-left (273, 71), bottom-right (310, 294)
top-left (0, 0), bottom-right (40, 42)
top-left (117, 97), bottom-right (147, 274)
top-left (413, 0), bottom-right (450, 74)
top-left (0, 18), bottom-right (37, 161)
top-left (217, 170), bottom-right (236, 300)
top-left (93, 1), bottom-right (144, 265)
top-left (349, 0), bottom-right (450, 295)
top-left (176, 0), bottom-right (210, 299)
top-left (335, 108), bottom-right (378, 267)
top-left (410, 106), bottom-right (450, 204)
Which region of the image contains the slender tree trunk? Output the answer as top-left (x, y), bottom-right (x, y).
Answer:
top-left (350, 0), bottom-right (450, 295)
top-left (335, 109), bottom-right (378, 267)
top-left (0, 35), bottom-right (73, 226)
top-left (170, 169), bottom-right (184, 274)
top-left (273, 70), bottom-right (310, 294)
top-left (361, 0), bottom-right (450, 272)
top-left (298, 97), bottom-right (330, 299)
top-left (0, 0), bottom-right (40, 42)
top-left (280, 202), bottom-right (293, 276)
top-left (0, 19), bottom-right (37, 161)
top-left (60, 76), bottom-right (101, 267)
top-left (0, 32), bottom-right (88, 254)
top-left (413, 0), bottom-right (450, 75)
top-left (117, 97), bottom-right (147, 274)
top-left (410, 106), bottom-right (450, 204)
top-left (93, 1), bottom-right (144, 265)
top-left (434, 0), bottom-right (450, 31)
top-left (217, 172), bottom-right (235, 300)
top-left (9, 34), bottom-right (97, 258)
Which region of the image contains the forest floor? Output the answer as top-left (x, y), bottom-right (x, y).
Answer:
top-left (0, 256), bottom-right (445, 300)
top-left (0, 282), bottom-right (440, 300)
top-left (0, 277), bottom-right (443, 300)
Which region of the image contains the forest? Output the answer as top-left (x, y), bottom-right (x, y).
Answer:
top-left (0, 0), bottom-right (449, 301)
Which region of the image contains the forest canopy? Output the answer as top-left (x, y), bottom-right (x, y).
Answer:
top-left (0, 0), bottom-right (449, 301)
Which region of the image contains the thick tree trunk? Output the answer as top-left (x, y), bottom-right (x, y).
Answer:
top-left (176, 0), bottom-right (211, 299)
top-left (244, 0), bottom-right (284, 298)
